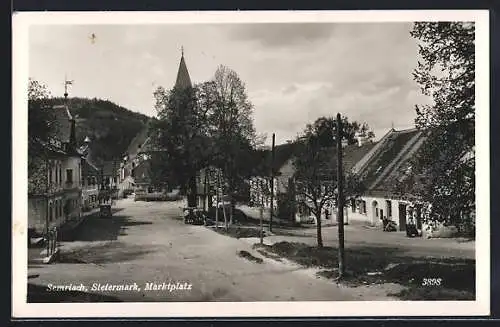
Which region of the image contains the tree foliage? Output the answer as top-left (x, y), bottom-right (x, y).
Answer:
top-left (406, 22), bottom-right (475, 235)
top-left (150, 65), bottom-right (260, 211)
top-left (292, 116), bottom-right (369, 247)
top-left (151, 84), bottom-right (212, 205)
top-left (28, 79), bottom-right (57, 193)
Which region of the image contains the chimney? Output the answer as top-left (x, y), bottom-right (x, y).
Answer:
top-left (341, 139), bottom-right (349, 148)
top-left (356, 132), bottom-right (366, 147)
top-left (69, 118), bottom-right (77, 153)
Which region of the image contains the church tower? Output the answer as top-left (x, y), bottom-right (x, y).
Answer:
top-left (175, 47), bottom-right (192, 90)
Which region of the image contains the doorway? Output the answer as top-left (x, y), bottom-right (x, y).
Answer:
top-left (398, 203), bottom-right (407, 231)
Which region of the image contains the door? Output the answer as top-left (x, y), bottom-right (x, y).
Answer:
top-left (398, 203), bottom-right (407, 231)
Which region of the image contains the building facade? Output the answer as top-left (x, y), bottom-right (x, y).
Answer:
top-left (28, 105), bottom-right (82, 235)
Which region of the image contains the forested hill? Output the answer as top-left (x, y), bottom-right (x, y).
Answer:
top-left (49, 97), bottom-right (150, 164)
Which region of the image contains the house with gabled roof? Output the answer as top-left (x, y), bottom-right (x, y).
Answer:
top-left (28, 103), bottom-right (83, 236)
top-left (247, 137), bottom-right (376, 225)
top-left (347, 127), bottom-right (431, 231)
top-left (79, 136), bottom-right (100, 211)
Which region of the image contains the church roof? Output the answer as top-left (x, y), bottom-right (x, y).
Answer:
top-left (175, 53), bottom-right (192, 90)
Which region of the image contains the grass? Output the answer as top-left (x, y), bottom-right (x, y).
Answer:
top-left (212, 225), bottom-right (265, 239)
top-left (237, 250), bottom-right (264, 264)
top-left (257, 241), bottom-right (475, 300)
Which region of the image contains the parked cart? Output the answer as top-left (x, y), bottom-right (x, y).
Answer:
top-left (98, 189), bottom-right (115, 218)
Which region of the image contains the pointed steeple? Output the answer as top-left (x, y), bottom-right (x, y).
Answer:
top-left (175, 47), bottom-right (192, 90)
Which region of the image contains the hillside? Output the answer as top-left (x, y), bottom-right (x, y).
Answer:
top-left (49, 97), bottom-right (150, 164)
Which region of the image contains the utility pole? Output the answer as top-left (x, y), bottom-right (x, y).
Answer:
top-left (336, 113), bottom-right (346, 279)
top-left (260, 179), bottom-right (264, 244)
top-left (269, 133), bottom-right (275, 233)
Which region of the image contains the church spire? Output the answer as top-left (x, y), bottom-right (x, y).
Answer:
top-left (175, 46), bottom-right (192, 90)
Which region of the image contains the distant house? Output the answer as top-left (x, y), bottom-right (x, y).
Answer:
top-left (98, 160), bottom-right (121, 198)
top-left (79, 136), bottom-right (100, 211)
top-left (28, 104), bottom-right (82, 235)
top-left (248, 135), bottom-right (376, 225)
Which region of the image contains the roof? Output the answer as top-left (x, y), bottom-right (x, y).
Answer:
top-left (342, 142), bottom-right (377, 172)
top-left (175, 54), bottom-right (192, 90)
top-left (52, 105), bottom-right (73, 143)
top-left (132, 160), bottom-right (151, 184)
top-left (125, 126), bottom-right (150, 157)
top-left (82, 158), bottom-right (100, 175)
top-left (100, 160), bottom-right (121, 176)
top-left (355, 128), bottom-right (426, 193)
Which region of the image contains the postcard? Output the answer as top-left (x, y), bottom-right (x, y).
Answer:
top-left (12, 9), bottom-right (490, 318)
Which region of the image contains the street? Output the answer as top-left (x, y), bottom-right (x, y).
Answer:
top-left (28, 198), bottom-right (403, 302)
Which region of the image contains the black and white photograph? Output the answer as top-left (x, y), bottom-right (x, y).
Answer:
top-left (12, 10), bottom-right (489, 317)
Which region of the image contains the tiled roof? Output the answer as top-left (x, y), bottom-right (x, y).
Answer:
top-left (342, 142), bottom-right (377, 172)
top-left (356, 128), bottom-right (426, 193)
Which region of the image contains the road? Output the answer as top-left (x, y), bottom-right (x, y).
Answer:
top-left (28, 198), bottom-right (396, 302)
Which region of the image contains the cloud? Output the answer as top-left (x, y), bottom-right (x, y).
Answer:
top-left (229, 23), bottom-right (336, 48)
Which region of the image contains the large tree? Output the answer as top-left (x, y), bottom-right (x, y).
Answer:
top-left (202, 65), bottom-right (260, 222)
top-left (151, 84), bottom-right (212, 206)
top-left (28, 79), bottom-right (56, 194)
top-left (405, 22), bottom-right (475, 235)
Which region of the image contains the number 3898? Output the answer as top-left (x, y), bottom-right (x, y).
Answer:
top-left (422, 278), bottom-right (442, 286)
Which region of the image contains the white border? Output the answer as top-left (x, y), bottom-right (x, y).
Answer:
top-left (12, 10), bottom-right (490, 318)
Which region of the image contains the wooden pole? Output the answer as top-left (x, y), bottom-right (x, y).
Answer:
top-left (260, 180), bottom-right (264, 244)
top-left (336, 113), bottom-right (346, 278)
top-left (215, 171), bottom-right (220, 230)
top-left (269, 133), bottom-right (275, 232)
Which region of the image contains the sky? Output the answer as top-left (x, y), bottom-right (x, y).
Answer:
top-left (29, 23), bottom-right (433, 145)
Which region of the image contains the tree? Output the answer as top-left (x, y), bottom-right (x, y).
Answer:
top-left (202, 65), bottom-right (260, 222)
top-left (151, 84), bottom-right (212, 206)
top-left (28, 79), bottom-right (56, 194)
top-left (293, 116), bottom-right (369, 248)
top-left (307, 116), bottom-right (375, 147)
top-left (407, 22), bottom-right (475, 236)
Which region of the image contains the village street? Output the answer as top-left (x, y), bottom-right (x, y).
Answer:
top-left (27, 198), bottom-right (475, 302)
top-left (27, 198), bottom-right (382, 302)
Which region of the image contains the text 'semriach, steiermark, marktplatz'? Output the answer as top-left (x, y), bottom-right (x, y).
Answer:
top-left (45, 281), bottom-right (193, 292)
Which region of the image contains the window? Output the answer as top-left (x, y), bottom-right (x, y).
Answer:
top-left (376, 208), bottom-right (379, 217)
top-left (386, 200), bottom-right (392, 217)
top-left (49, 203), bottom-right (53, 222)
top-left (48, 168), bottom-right (53, 184)
top-left (66, 169), bottom-right (73, 183)
top-left (59, 167), bottom-right (62, 186)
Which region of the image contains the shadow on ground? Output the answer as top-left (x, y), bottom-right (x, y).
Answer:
top-left (27, 283), bottom-right (122, 303)
top-left (255, 241), bottom-right (475, 300)
top-left (58, 241), bottom-right (156, 264)
top-left (60, 214), bottom-right (153, 242)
